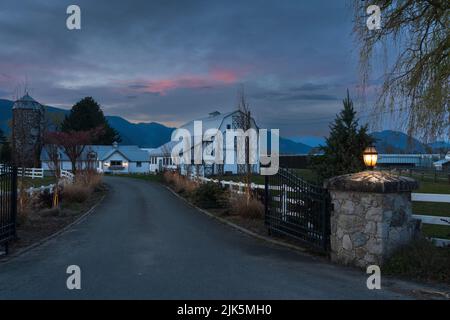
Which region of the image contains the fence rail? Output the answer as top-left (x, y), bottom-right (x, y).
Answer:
top-left (60, 170), bottom-right (74, 184)
top-left (0, 165), bottom-right (43, 179)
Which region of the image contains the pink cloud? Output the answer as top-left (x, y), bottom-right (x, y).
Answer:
top-left (124, 67), bottom-right (247, 95)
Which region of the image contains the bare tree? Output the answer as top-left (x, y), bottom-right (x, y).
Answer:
top-left (234, 87), bottom-right (254, 201)
top-left (353, 0), bottom-right (449, 141)
top-left (43, 132), bottom-right (63, 207)
top-left (59, 129), bottom-right (97, 175)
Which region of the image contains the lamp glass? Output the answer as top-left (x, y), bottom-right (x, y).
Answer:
top-left (363, 146), bottom-right (378, 168)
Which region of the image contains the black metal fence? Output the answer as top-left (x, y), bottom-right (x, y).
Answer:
top-left (0, 165), bottom-right (17, 254)
top-left (264, 167), bottom-right (331, 252)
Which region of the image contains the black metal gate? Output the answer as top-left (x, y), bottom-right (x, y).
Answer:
top-left (264, 167), bottom-right (331, 251)
top-left (0, 165), bottom-right (17, 254)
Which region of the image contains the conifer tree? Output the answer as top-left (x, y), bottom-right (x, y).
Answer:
top-left (62, 97), bottom-right (120, 145)
top-left (311, 91), bottom-right (374, 180)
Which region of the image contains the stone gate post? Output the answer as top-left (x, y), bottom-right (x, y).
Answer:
top-left (325, 171), bottom-right (420, 268)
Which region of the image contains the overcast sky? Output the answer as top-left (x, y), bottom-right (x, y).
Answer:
top-left (0, 0), bottom-right (385, 137)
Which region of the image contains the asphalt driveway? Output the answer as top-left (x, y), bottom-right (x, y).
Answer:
top-left (0, 176), bottom-right (430, 299)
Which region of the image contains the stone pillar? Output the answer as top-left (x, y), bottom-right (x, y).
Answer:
top-left (325, 171), bottom-right (420, 268)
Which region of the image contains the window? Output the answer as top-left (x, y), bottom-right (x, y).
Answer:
top-left (226, 124), bottom-right (231, 129)
top-left (136, 161), bottom-right (142, 167)
top-left (110, 160), bottom-right (122, 166)
top-left (87, 151), bottom-right (97, 160)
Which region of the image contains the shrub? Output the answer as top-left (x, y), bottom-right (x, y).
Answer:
top-left (191, 182), bottom-right (228, 208)
top-left (76, 170), bottom-right (103, 190)
top-left (62, 183), bottom-right (90, 203)
top-left (163, 171), bottom-right (198, 194)
top-left (229, 194), bottom-right (264, 219)
top-left (36, 189), bottom-right (54, 209)
top-left (383, 237), bottom-right (450, 284)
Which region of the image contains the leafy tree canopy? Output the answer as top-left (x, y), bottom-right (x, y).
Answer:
top-left (311, 91), bottom-right (375, 180)
top-left (62, 97), bottom-right (120, 145)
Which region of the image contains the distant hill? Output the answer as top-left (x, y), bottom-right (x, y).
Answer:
top-left (279, 137), bottom-right (312, 155)
top-left (106, 116), bottom-right (174, 148)
top-left (283, 130), bottom-right (450, 154)
top-left (0, 99), bottom-right (13, 133)
top-left (288, 136), bottom-right (326, 148)
top-left (0, 98), bottom-right (174, 148)
top-left (2, 99), bottom-right (447, 154)
top-left (0, 98), bottom-right (311, 153)
top-left (371, 130), bottom-right (429, 153)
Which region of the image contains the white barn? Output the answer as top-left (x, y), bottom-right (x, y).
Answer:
top-left (166, 110), bottom-right (260, 176)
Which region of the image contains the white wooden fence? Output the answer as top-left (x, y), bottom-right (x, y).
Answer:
top-left (411, 192), bottom-right (450, 247)
top-left (197, 176), bottom-right (450, 247)
top-left (60, 170), bottom-right (74, 184)
top-left (10, 169), bottom-right (75, 196)
top-left (0, 165), bottom-right (44, 179)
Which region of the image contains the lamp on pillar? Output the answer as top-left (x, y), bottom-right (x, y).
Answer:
top-left (363, 146), bottom-right (378, 170)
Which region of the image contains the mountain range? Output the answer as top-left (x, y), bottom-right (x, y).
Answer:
top-left (1, 99), bottom-right (448, 154)
top-left (0, 99), bottom-right (311, 154)
top-left (289, 130), bottom-right (449, 154)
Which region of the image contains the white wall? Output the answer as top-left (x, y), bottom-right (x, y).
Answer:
top-left (128, 161), bottom-right (150, 173)
top-left (149, 156), bottom-right (176, 173)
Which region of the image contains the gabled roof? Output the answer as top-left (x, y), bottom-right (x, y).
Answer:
top-left (178, 110), bottom-right (238, 135)
top-left (101, 145), bottom-right (149, 161)
top-left (41, 144), bottom-right (149, 162)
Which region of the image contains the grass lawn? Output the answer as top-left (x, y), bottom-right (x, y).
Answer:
top-left (413, 181), bottom-right (450, 194)
top-left (407, 179), bottom-right (450, 240)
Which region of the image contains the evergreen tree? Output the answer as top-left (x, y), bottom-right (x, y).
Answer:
top-left (61, 97), bottom-right (120, 144)
top-left (311, 91), bottom-right (374, 180)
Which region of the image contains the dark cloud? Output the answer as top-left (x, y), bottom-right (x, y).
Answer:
top-left (0, 0), bottom-right (363, 137)
top-left (289, 83), bottom-right (330, 92)
top-left (252, 90), bottom-right (338, 102)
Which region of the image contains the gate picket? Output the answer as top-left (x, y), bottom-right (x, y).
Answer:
top-left (264, 168), bottom-right (331, 251)
top-left (0, 165), bottom-right (17, 255)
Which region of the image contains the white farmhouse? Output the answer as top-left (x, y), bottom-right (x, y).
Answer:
top-left (41, 142), bottom-right (150, 174)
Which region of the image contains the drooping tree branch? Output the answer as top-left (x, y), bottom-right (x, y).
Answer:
top-left (353, 0), bottom-right (449, 141)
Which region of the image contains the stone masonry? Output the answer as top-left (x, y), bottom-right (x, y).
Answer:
top-left (325, 171), bottom-right (420, 268)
